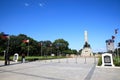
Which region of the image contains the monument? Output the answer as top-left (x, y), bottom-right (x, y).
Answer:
top-left (81, 30), bottom-right (93, 56)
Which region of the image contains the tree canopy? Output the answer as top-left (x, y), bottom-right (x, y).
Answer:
top-left (0, 32), bottom-right (78, 56)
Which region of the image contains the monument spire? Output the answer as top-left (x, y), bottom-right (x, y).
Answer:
top-left (84, 30), bottom-right (88, 43)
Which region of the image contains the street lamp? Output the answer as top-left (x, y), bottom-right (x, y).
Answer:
top-left (56, 43), bottom-right (60, 63)
top-left (50, 44), bottom-right (52, 62)
top-left (3, 50), bottom-right (6, 58)
top-left (41, 42), bottom-right (43, 57)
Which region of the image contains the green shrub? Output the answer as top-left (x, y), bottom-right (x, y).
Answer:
top-left (113, 57), bottom-right (120, 66)
top-left (0, 56), bottom-right (4, 60)
top-left (97, 56), bottom-right (102, 66)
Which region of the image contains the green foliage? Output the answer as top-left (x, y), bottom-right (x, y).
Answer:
top-left (97, 56), bottom-right (102, 66)
top-left (0, 56), bottom-right (66, 61)
top-left (63, 50), bottom-right (73, 54)
top-left (63, 49), bottom-right (77, 54)
top-left (0, 56), bottom-right (5, 60)
top-left (114, 48), bottom-right (120, 56)
top-left (72, 49), bottom-right (77, 54)
top-left (113, 57), bottom-right (120, 66)
top-left (25, 56), bottom-right (66, 61)
top-left (0, 32), bottom-right (78, 56)
top-left (0, 32), bottom-right (8, 54)
top-left (53, 39), bottom-right (69, 49)
top-left (52, 39), bottom-right (69, 55)
top-left (0, 33), bottom-right (40, 56)
top-left (79, 49), bottom-right (82, 55)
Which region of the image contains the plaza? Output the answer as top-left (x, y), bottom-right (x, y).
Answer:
top-left (0, 57), bottom-right (120, 80)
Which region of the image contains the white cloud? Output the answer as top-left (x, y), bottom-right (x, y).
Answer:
top-left (25, 3), bottom-right (29, 7)
top-left (39, 3), bottom-right (44, 7)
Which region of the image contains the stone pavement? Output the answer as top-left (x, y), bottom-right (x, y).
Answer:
top-left (0, 57), bottom-right (120, 80)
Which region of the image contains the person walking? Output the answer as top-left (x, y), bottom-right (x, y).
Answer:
top-left (21, 53), bottom-right (25, 63)
top-left (4, 53), bottom-right (10, 65)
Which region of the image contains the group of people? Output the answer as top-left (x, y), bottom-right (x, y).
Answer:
top-left (4, 53), bottom-right (26, 65)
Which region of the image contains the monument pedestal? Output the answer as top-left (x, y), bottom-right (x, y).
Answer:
top-left (81, 47), bottom-right (93, 56)
top-left (81, 42), bottom-right (93, 57)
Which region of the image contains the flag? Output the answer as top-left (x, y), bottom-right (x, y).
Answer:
top-left (115, 29), bottom-right (119, 34)
top-left (112, 36), bottom-right (115, 40)
top-left (23, 39), bottom-right (29, 43)
top-left (1, 34), bottom-right (10, 39)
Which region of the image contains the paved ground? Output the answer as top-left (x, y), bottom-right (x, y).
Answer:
top-left (0, 57), bottom-right (120, 80)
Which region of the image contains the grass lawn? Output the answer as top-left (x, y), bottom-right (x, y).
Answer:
top-left (0, 56), bottom-right (66, 61)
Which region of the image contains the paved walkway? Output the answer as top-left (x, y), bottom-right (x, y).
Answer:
top-left (0, 57), bottom-right (120, 80)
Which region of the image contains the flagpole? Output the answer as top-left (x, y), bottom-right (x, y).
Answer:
top-left (7, 37), bottom-right (10, 54)
top-left (115, 36), bottom-right (119, 63)
top-left (115, 29), bottom-right (119, 63)
top-left (41, 42), bottom-right (42, 57)
top-left (27, 40), bottom-right (29, 56)
top-left (116, 35), bottom-right (119, 63)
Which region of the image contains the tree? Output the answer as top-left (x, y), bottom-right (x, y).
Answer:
top-left (53, 39), bottom-right (69, 55)
top-left (0, 33), bottom-right (74, 56)
top-left (72, 49), bottom-right (77, 54)
top-left (0, 33), bottom-right (41, 56)
top-left (114, 48), bottom-right (120, 57)
top-left (0, 32), bottom-right (9, 56)
top-left (39, 40), bottom-right (53, 56)
top-left (53, 39), bottom-right (69, 50)
top-left (63, 49), bottom-right (73, 54)
top-left (79, 49), bottom-right (82, 55)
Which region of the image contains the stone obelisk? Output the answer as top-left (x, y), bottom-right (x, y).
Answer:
top-left (84, 30), bottom-right (88, 43)
top-left (81, 30), bottom-right (93, 56)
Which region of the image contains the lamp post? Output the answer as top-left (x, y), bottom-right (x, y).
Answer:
top-left (114, 29), bottom-right (119, 63)
top-left (5, 35), bottom-right (10, 65)
top-left (94, 53), bottom-right (96, 64)
top-left (3, 50), bottom-right (6, 58)
top-left (118, 43), bottom-right (120, 62)
top-left (41, 42), bottom-right (43, 57)
top-left (56, 43), bottom-right (60, 63)
top-left (66, 54), bottom-right (68, 63)
top-left (75, 52), bottom-right (78, 64)
top-left (84, 56), bottom-right (86, 64)
top-left (27, 40), bottom-right (29, 56)
top-left (50, 44), bottom-right (52, 62)
top-left (57, 46), bottom-right (60, 63)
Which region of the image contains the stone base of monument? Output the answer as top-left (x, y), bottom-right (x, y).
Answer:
top-left (101, 53), bottom-right (114, 67)
top-left (81, 47), bottom-right (93, 57)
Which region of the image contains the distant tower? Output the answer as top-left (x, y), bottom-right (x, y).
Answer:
top-left (81, 30), bottom-right (93, 56)
top-left (106, 39), bottom-right (114, 52)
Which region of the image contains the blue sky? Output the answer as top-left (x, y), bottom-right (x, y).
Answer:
top-left (0, 0), bottom-right (120, 52)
